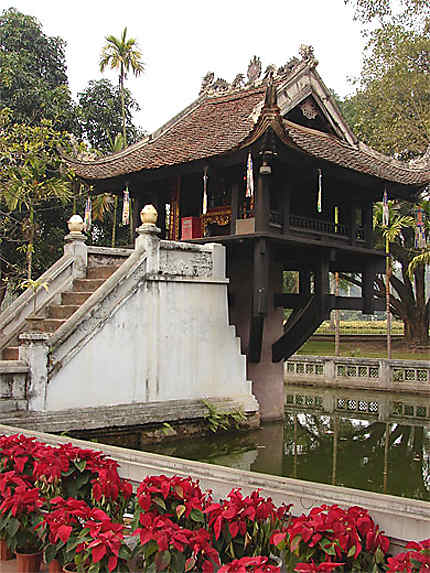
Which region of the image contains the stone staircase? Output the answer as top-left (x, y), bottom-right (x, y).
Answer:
top-left (1, 265), bottom-right (119, 361)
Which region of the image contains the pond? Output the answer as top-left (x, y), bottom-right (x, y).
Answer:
top-left (140, 385), bottom-right (430, 501)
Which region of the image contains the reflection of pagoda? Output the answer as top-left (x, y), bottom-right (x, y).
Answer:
top-left (66, 49), bottom-right (430, 420)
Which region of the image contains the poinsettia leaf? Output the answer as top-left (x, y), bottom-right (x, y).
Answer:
top-left (155, 550), bottom-right (171, 572)
top-left (176, 504), bottom-right (186, 519)
top-left (74, 459), bottom-right (87, 472)
top-left (57, 525), bottom-right (73, 543)
top-left (44, 544), bottom-right (57, 564)
top-left (6, 518), bottom-right (19, 538)
top-left (347, 545), bottom-right (356, 558)
top-left (88, 562), bottom-right (101, 573)
top-left (92, 543), bottom-right (107, 563)
top-left (118, 545), bottom-right (131, 560)
top-left (153, 496), bottom-right (167, 511)
top-left (185, 557), bottom-right (196, 572)
top-left (190, 508), bottom-right (204, 523)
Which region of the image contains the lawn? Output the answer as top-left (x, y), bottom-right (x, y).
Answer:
top-left (297, 339), bottom-right (430, 361)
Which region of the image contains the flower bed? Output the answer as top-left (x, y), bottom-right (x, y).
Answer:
top-left (0, 433), bottom-right (428, 572)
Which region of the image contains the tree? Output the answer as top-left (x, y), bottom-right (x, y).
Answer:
top-left (77, 79), bottom-right (142, 153)
top-left (99, 27), bottom-right (144, 144)
top-left (0, 8), bottom-right (79, 133)
top-left (0, 109), bottom-right (74, 307)
top-left (341, 25), bottom-right (430, 156)
top-left (345, 0), bottom-right (430, 31)
top-left (340, 2), bottom-right (430, 347)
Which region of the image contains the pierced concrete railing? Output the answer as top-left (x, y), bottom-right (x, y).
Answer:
top-left (0, 362), bottom-right (28, 411)
top-left (285, 355), bottom-right (430, 393)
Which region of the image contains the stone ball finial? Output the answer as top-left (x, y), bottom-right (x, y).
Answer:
top-left (140, 204), bottom-right (158, 225)
top-left (68, 214), bottom-right (84, 233)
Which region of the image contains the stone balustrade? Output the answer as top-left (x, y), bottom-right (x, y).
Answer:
top-left (0, 362), bottom-right (28, 411)
top-left (285, 355), bottom-right (430, 393)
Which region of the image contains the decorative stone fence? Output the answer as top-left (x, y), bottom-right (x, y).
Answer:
top-left (285, 355), bottom-right (430, 394)
top-left (0, 362), bottom-right (28, 412)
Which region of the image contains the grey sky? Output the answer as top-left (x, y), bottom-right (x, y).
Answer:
top-left (3, 0), bottom-right (364, 133)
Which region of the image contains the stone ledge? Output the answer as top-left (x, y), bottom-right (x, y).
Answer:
top-left (0, 396), bottom-right (258, 434)
top-left (0, 361), bottom-right (29, 374)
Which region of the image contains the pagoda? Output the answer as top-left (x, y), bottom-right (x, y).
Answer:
top-left (66, 47), bottom-right (430, 420)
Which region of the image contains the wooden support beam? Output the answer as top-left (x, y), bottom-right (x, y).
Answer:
top-left (274, 293), bottom-right (385, 311)
top-left (230, 182), bottom-right (239, 235)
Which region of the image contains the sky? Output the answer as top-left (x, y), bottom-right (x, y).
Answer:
top-left (2, 0), bottom-right (365, 134)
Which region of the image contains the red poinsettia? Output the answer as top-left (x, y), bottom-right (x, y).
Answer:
top-left (204, 488), bottom-right (290, 562)
top-left (132, 510), bottom-right (220, 572)
top-left (386, 538), bottom-right (430, 572)
top-left (270, 504), bottom-right (389, 572)
top-left (218, 555), bottom-right (280, 572)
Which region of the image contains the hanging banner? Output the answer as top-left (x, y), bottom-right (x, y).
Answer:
top-left (246, 152), bottom-right (254, 198)
top-left (415, 205), bottom-right (427, 249)
top-left (317, 168), bottom-right (322, 213)
top-left (84, 196), bottom-right (92, 232)
top-left (382, 188), bottom-right (389, 226)
top-left (122, 186), bottom-right (130, 226)
top-left (202, 167), bottom-right (208, 215)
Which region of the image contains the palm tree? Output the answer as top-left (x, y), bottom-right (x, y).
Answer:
top-left (99, 28), bottom-right (144, 145)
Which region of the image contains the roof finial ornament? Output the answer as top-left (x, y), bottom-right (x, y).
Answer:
top-left (247, 56), bottom-right (262, 85)
top-left (231, 73), bottom-right (245, 90)
top-left (200, 72), bottom-right (215, 96)
top-left (299, 44), bottom-right (317, 65)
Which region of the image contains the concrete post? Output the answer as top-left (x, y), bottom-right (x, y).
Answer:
top-left (64, 215), bottom-right (88, 280)
top-left (18, 332), bottom-right (49, 411)
top-left (135, 205), bottom-right (161, 274)
top-left (324, 358), bottom-right (335, 381)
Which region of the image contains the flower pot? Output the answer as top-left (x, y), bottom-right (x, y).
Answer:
top-left (48, 558), bottom-right (63, 573)
top-left (62, 564), bottom-right (77, 573)
top-left (0, 538), bottom-right (13, 560)
top-left (15, 551), bottom-right (43, 573)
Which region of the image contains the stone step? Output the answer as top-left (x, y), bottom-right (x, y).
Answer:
top-left (61, 291), bottom-right (93, 306)
top-left (47, 304), bottom-right (80, 320)
top-left (87, 265), bottom-right (119, 279)
top-left (1, 347), bottom-right (18, 360)
top-left (0, 399), bottom-right (27, 413)
top-left (73, 278), bottom-right (105, 292)
top-left (41, 319), bottom-right (67, 333)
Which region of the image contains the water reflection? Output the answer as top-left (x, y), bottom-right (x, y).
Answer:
top-left (136, 386), bottom-right (430, 501)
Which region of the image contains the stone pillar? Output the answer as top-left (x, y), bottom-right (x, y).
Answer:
top-left (228, 248), bottom-right (284, 422)
top-left (19, 332), bottom-right (49, 411)
top-left (63, 215), bottom-right (87, 280)
top-left (135, 204), bottom-right (161, 274)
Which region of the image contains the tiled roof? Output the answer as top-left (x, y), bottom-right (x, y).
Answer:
top-left (282, 120), bottom-right (430, 186)
top-left (67, 88), bottom-right (266, 180)
top-left (66, 84), bottom-right (430, 187)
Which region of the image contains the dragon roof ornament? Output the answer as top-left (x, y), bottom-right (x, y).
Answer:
top-left (199, 46), bottom-right (317, 98)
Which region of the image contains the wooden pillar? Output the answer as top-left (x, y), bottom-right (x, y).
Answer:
top-left (248, 238), bottom-right (269, 362)
top-left (362, 203), bottom-right (373, 247)
top-left (362, 262), bottom-right (376, 314)
top-left (282, 180), bottom-right (291, 234)
top-left (349, 203), bottom-right (358, 245)
top-left (299, 270), bottom-right (311, 295)
top-left (255, 169), bottom-right (271, 233)
top-left (314, 255), bottom-right (330, 319)
top-left (230, 182), bottom-right (240, 235)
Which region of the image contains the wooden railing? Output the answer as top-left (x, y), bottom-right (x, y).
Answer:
top-left (289, 215), bottom-right (349, 236)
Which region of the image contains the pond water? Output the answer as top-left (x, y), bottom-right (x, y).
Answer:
top-left (141, 385), bottom-right (430, 501)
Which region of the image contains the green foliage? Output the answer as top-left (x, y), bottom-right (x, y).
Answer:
top-left (0, 8), bottom-right (79, 133)
top-left (341, 24), bottom-right (430, 157)
top-left (99, 27), bottom-right (144, 143)
top-left (345, 0), bottom-right (430, 31)
top-left (77, 79), bottom-right (142, 152)
top-left (202, 400), bottom-right (246, 434)
top-left (0, 109), bottom-right (74, 290)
